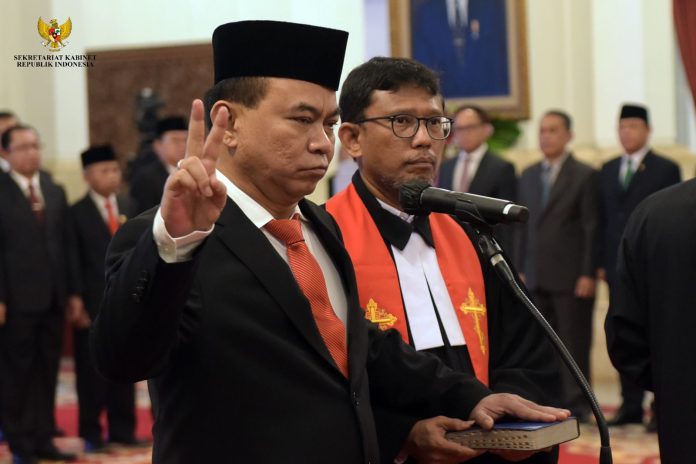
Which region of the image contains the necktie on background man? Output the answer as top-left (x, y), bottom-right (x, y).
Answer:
top-left (541, 164), bottom-right (552, 208)
top-left (458, 155), bottom-right (472, 192)
top-left (27, 183), bottom-right (44, 224)
top-left (623, 158), bottom-right (635, 189)
top-left (265, 215), bottom-right (349, 377)
top-left (104, 199), bottom-right (119, 235)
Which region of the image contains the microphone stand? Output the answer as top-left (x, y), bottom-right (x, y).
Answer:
top-left (452, 199), bottom-right (613, 464)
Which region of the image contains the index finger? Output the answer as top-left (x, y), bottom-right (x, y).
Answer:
top-left (185, 99), bottom-right (206, 160)
top-left (201, 103), bottom-right (229, 164)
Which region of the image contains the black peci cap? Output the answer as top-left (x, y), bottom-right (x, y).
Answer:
top-left (619, 104), bottom-right (649, 124)
top-left (212, 20), bottom-right (348, 90)
top-left (81, 144), bottom-right (117, 168)
top-left (155, 116), bottom-right (187, 138)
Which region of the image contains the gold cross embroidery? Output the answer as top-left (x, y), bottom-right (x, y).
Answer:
top-left (365, 298), bottom-right (397, 330)
top-left (459, 288), bottom-right (487, 354)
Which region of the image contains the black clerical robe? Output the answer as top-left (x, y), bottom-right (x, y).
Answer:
top-left (606, 179), bottom-right (696, 464)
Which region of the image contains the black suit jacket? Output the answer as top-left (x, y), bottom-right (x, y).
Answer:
top-left (91, 199), bottom-right (491, 463)
top-left (129, 160), bottom-right (169, 214)
top-left (0, 172), bottom-right (73, 312)
top-left (598, 150), bottom-right (681, 284)
top-left (69, 193), bottom-right (136, 317)
top-left (439, 150), bottom-right (518, 259)
top-left (516, 155), bottom-right (598, 293)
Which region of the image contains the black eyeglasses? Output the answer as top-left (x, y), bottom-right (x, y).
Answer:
top-left (355, 114), bottom-right (453, 140)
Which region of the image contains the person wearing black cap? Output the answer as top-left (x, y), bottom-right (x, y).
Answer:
top-left (129, 116), bottom-right (187, 214)
top-left (68, 145), bottom-right (139, 451)
top-left (598, 103), bottom-right (681, 428)
top-left (91, 20), bottom-right (568, 463)
top-left (0, 124), bottom-right (78, 463)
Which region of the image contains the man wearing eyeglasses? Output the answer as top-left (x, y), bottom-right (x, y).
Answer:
top-left (439, 105), bottom-right (518, 260)
top-left (326, 57), bottom-right (561, 464)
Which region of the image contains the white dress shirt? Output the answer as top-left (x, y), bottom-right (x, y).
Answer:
top-left (9, 170), bottom-right (43, 204)
top-left (89, 190), bottom-right (120, 223)
top-left (152, 169), bottom-right (348, 325)
top-left (377, 199), bottom-right (467, 351)
top-left (446, 0), bottom-right (469, 29)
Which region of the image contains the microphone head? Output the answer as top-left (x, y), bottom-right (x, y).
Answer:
top-left (399, 180), bottom-right (431, 215)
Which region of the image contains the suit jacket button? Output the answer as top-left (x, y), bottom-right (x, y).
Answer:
top-left (132, 292), bottom-right (141, 303)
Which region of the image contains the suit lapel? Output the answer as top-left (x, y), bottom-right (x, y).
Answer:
top-left (81, 195), bottom-right (113, 239)
top-left (468, 152), bottom-right (491, 193)
top-left (539, 156), bottom-right (573, 222)
top-left (624, 151), bottom-right (653, 196)
top-left (214, 200), bottom-right (344, 377)
top-left (299, 201), bottom-right (367, 386)
top-left (527, 163), bottom-right (543, 220)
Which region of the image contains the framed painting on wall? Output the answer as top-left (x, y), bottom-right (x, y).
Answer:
top-left (390, 0), bottom-right (530, 119)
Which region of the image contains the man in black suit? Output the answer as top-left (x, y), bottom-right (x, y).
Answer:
top-left (90, 21), bottom-right (568, 464)
top-left (69, 145), bottom-right (139, 451)
top-left (327, 57), bottom-right (560, 463)
top-left (438, 105), bottom-right (517, 258)
top-left (605, 179), bottom-right (696, 462)
top-left (0, 125), bottom-right (77, 463)
top-left (129, 116), bottom-right (187, 214)
top-left (516, 110), bottom-right (599, 422)
top-left (598, 104), bottom-right (681, 427)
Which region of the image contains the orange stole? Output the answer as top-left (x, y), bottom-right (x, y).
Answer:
top-left (326, 184), bottom-right (489, 385)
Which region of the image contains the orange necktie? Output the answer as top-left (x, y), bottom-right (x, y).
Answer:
top-left (104, 199), bottom-right (119, 235)
top-left (265, 215), bottom-right (349, 377)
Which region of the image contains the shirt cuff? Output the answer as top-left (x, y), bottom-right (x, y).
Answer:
top-left (152, 208), bottom-right (214, 263)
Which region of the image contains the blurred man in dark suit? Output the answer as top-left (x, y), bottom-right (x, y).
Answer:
top-left (439, 105), bottom-right (517, 258)
top-left (129, 117), bottom-right (187, 213)
top-left (0, 125), bottom-right (77, 463)
top-left (516, 110), bottom-right (598, 422)
top-left (598, 103), bottom-right (681, 428)
top-left (68, 145), bottom-right (139, 451)
top-left (0, 111), bottom-right (19, 173)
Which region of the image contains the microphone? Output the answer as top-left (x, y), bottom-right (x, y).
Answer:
top-left (399, 180), bottom-right (528, 225)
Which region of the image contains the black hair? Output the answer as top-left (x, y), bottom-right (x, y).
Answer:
top-left (339, 57), bottom-right (441, 123)
top-left (203, 77), bottom-right (269, 129)
top-left (544, 109), bottom-right (572, 131)
top-left (1, 124), bottom-right (34, 151)
top-left (452, 104), bottom-right (491, 124)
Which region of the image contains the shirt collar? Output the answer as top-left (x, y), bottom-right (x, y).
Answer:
top-left (458, 143), bottom-right (488, 163)
top-left (623, 145), bottom-right (650, 165)
top-left (89, 190), bottom-right (117, 207)
top-left (9, 170), bottom-right (40, 192)
top-left (352, 172), bottom-right (433, 249)
top-left (215, 169), bottom-right (303, 228)
top-left (542, 151), bottom-right (570, 170)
